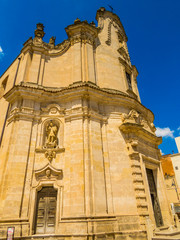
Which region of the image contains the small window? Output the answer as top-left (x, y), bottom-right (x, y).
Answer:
top-left (0, 76), bottom-right (8, 98)
top-left (2, 77), bottom-right (8, 90)
top-left (126, 72), bottom-right (132, 90)
top-left (175, 166), bottom-right (178, 170)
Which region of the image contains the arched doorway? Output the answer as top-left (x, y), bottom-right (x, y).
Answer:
top-left (35, 187), bottom-right (57, 234)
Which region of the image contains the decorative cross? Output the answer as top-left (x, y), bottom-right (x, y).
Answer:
top-left (108, 4), bottom-right (114, 13)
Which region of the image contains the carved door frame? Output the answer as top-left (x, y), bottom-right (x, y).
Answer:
top-left (145, 168), bottom-right (163, 227)
top-left (141, 156), bottom-right (164, 228)
top-left (29, 181), bottom-right (63, 235)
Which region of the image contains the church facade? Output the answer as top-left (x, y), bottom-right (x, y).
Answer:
top-left (0, 7), bottom-right (174, 240)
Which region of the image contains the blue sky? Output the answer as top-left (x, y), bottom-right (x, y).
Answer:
top-left (0, 0), bottom-right (180, 155)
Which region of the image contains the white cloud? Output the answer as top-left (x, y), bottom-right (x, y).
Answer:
top-left (0, 46), bottom-right (4, 58)
top-left (177, 127), bottom-right (180, 131)
top-left (160, 149), bottom-right (164, 155)
top-left (156, 127), bottom-right (174, 138)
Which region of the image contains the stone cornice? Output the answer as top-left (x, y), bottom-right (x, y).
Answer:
top-left (4, 81), bottom-right (154, 122)
top-left (7, 107), bottom-right (41, 123)
top-left (141, 154), bottom-right (160, 165)
top-left (64, 107), bottom-right (108, 123)
top-left (120, 122), bottom-right (162, 145)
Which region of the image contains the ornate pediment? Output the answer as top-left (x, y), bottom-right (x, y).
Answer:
top-left (41, 104), bottom-right (65, 115)
top-left (35, 164), bottom-right (63, 181)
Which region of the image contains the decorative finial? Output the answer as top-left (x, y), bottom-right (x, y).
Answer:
top-left (99, 7), bottom-right (106, 12)
top-left (74, 18), bottom-right (81, 24)
top-left (90, 21), bottom-right (96, 27)
top-left (108, 5), bottom-right (114, 13)
top-left (34, 23), bottom-right (45, 39)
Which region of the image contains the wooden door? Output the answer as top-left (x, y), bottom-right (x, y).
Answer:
top-left (35, 187), bottom-right (57, 234)
top-left (146, 168), bottom-right (163, 227)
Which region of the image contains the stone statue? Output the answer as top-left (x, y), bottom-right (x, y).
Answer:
top-left (49, 36), bottom-right (56, 45)
top-left (45, 121), bottom-right (58, 148)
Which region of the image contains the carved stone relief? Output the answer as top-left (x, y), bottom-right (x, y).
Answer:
top-left (105, 20), bottom-right (112, 45)
top-left (44, 150), bottom-right (56, 162)
top-left (121, 109), bottom-right (156, 133)
top-left (122, 109), bottom-right (141, 124)
top-left (35, 164), bottom-right (63, 181)
top-left (41, 104), bottom-right (65, 116)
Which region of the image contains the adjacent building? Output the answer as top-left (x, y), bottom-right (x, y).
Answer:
top-left (161, 137), bottom-right (180, 217)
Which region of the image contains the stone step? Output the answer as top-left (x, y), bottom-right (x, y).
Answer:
top-left (152, 238), bottom-right (180, 240)
top-left (155, 230), bottom-right (180, 236)
top-left (152, 236), bottom-right (180, 240)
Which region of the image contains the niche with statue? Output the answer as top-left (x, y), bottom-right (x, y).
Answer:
top-left (36, 118), bottom-right (65, 162)
top-left (44, 120), bottom-right (59, 149)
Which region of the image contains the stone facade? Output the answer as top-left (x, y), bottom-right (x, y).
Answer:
top-left (0, 7), bottom-right (174, 240)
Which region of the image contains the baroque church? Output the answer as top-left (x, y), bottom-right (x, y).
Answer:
top-left (0, 7), bottom-right (179, 240)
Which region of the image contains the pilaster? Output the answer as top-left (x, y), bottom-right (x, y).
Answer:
top-left (16, 51), bottom-right (31, 84)
top-left (66, 20), bottom-right (99, 84)
top-left (28, 51), bottom-right (42, 84)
